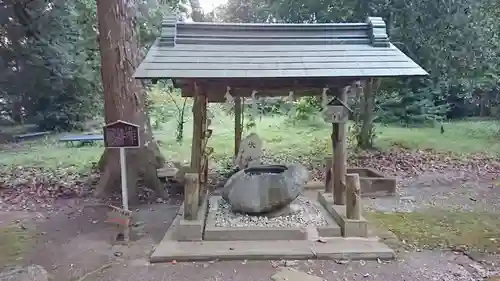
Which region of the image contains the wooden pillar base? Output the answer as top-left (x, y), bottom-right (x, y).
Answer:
top-left (184, 173), bottom-right (200, 220)
top-left (346, 173), bottom-right (361, 220)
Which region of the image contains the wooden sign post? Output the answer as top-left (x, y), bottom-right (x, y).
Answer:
top-left (323, 95), bottom-right (352, 205)
top-left (103, 120), bottom-right (140, 242)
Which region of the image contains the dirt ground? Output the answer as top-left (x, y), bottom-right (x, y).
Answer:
top-left (1, 170), bottom-right (500, 281)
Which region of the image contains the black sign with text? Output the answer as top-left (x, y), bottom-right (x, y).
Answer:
top-left (103, 120), bottom-right (140, 148)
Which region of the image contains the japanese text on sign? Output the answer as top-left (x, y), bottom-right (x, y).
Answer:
top-left (103, 121), bottom-right (140, 148)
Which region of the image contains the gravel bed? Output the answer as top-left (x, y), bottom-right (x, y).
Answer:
top-left (214, 196), bottom-right (328, 228)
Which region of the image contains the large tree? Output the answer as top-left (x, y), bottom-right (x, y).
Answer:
top-left (95, 0), bottom-right (165, 203)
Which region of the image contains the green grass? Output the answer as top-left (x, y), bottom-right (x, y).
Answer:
top-left (1, 114), bottom-right (499, 254)
top-left (366, 210), bottom-right (500, 253)
top-left (0, 114), bottom-right (499, 171)
top-left (0, 227), bottom-right (31, 268)
top-left (375, 120), bottom-right (500, 155)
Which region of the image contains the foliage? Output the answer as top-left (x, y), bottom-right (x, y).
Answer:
top-left (377, 88), bottom-right (449, 126)
top-left (213, 0), bottom-right (500, 129)
top-left (0, 0), bottom-right (499, 146)
top-left (0, 0), bottom-right (181, 131)
top-left (293, 97), bottom-right (321, 121)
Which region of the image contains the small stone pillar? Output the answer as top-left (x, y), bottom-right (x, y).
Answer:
top-left (184, 173), bottom-right (200, 220)
top-left (346, 173), bottom-right (361, 220)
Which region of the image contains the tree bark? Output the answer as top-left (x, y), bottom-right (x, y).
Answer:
top-left (95, 0), bottom-right (165, 204)
top-left (189, 0), bottom-right (204, 22)
top-left (358, 78), bottom-right (379, 149)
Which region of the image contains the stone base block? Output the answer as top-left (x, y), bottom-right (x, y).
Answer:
top-left (175, 196), bottom-right (208, 241)
top-left (317, 191), bottom-right (368, 237)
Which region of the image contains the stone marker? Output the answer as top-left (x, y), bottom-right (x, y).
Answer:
top-left (0, 265), bottom-right (51, 281)
top-left (222, 164), bottom-right (309, 214)
top-left (271, 268), bottom-right (325, 281)
top-left (234, 133), bottom-right (262, 170)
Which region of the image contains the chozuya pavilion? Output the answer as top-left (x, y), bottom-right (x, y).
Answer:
top-left (134, 15), bottom-right (427, 262)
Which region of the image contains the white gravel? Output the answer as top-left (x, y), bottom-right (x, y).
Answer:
top-left (214, 196), bottom-right (328, 228)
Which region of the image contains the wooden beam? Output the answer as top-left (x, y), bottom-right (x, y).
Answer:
top-left (182, 88), bottom-right (333, 102)
top-left (177, 77), bottom-right (354, 90)
top-left (180, 78), bottom-right (358, 101)
top-left (333, 87), bottom-right (347, 205)
top-left (234, 96), bottom-right (242, 157)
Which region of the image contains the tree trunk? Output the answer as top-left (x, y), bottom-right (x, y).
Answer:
top-left (189, 0), bottom-right (204, 22)
top-left (95, 0), bottom-right (165, 204)
top-left (358, 78), bottom-right (379, 149)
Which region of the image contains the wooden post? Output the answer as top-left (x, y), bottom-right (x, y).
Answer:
top-left (190, 83), bottom-right (203, 172)
top-left (333, 87), bottom-right (347, 205)
top-left (234, 96), bottom-right (242, 157)
top-left (184, 173), bottom-right (200, 220)
top-left (199, 95), bottom-right (208, 200)
top-left (346, 173), bottom-right (361, 220)
top-left (189, 82), bottom-right (203, 211)
top-left (324, 157), bottom-right (333, 192)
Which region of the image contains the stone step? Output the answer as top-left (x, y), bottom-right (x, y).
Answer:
top-left (150, 236), bottom-right (395, 262)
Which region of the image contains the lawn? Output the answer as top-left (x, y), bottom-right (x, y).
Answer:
top-left (1, 114), bottom-right (498, 171)
top-left (0, 227), bottom-right (31, 269)
top-left (366, 210), bottom-right (500, 253)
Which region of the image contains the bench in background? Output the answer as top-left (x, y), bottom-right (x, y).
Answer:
top-left (13, 131), bottom-right (51, 142)
top-left (59, 134), bottom-right (103, 146)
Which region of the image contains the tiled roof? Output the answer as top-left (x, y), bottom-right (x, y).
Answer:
top-left (134, 16), bottom-right (427, 79)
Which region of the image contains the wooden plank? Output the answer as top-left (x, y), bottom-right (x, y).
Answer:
top-left (175, 30), bottom-right (371, 39)
top-left (346, 173), bottom-right (361, 220)
top-left (152, 44), bottom-right (391, 52)
top-left (175, 38), bottom-right (372, 45)
top-left (149, 50), bottom-right (400, 58)
top-left (184, 173), bottom-right (200, 220)
top-left (142, 62), bottom-right (415, 70)
top-left (147, 55), bottom-right (411, 64)
top-left (333, 87), bottom-right (347, 205)
top-left (135, 68), bottom-right (427, 79)
top-left (176, 21), bottom-right (369, 31)
top-left (180, 77), bottom-right (349, 89)
top-left (182, 89), bottom-right (328, 100)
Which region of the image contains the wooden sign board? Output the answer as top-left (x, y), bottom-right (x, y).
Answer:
top-left (322, 98), bottom-right (352, 124)
top-left (323, 105), bottom-right (349, 123)
top-left (103, 120), bottom-right (140, 148)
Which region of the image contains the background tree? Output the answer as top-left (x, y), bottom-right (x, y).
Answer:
top-left (95, 0), bottom-right (165, 203)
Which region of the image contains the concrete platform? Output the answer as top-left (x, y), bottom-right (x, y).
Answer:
top-left (204, 196), bottom-right (341, 241)
top-left (150, 211), bottom-right (395, 262)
